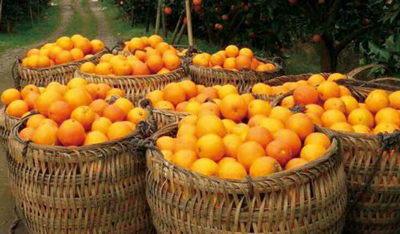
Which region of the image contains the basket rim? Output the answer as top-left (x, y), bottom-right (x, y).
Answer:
top-left (189, 62), bottom-right (282, 75)
top-left (147, 122), bottom-right (338, 186)
top-left (76, 67), bottom-right (185, 80)
top-left (17, 49), bottom-right (108, 71)
top-left (1, 106), bottom-right (20, 121)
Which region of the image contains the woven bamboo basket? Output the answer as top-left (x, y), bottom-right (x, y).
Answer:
top-left (188, 59), bottom-right (284, 93)
top-left (319, 79), bottom-right (400, 234)
top-left (7, 115), bottom-right (155, 234)
top-left (0, 107), bottom-right (20, 152)
top-left (145, 122), bottom-right (347, 234)
top-left (13, 49), bottom-right (108, 89)
top-left (75, 68), bottom-right (186, 105)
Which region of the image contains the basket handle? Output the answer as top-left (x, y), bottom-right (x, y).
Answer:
top-left (12, 59), bottom-right (21, 90)
top-left (346, 64), bottom-right (388, 79)
top-left (271, 56), bottom-right (284, 66)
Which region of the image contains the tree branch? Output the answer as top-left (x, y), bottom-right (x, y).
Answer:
top-left (335, 24), bottom-right (378, 54)
top-left (327, 0), bottom-right (346, 24)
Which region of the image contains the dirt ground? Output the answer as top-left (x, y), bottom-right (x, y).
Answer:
top-left (0, 0), bottom-right (117, 233)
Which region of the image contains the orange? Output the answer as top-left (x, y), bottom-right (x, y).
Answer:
top-left (156, 136), bottom-right (176, 151)
top-left (32, 124), bottom-right (58, 145)
top-left (247, 99), bottom-right (271, 118)
top-left (192, 54), bottom-right (209, 67)
top-left (100, 54), bottom-right (114, 63)
top-left (196, 115), bottom-right (226, 138)
top-left (1, 88), bottom-right (21, 106)
top-left (300, 144), bottom-right (326, 161)
top-left (365, 91), bottom-right (389, 113)
top-left (235, 55), bottom-right (251, 70)
top-left (248, 115), bottom-right (266, 128)
top-left (27, 114), bottom-right (46, 129)
top-left (222, 134), bottom-right (243, 158)
top-left (48, 101), bottom-right (72, 124)
top-left (129, 60), bottom-right (150, 75)
top-left (197, 134), bottom-right (225, 161)
top-left (245, 126), bottom-right (273, 148)
top-left (106, 88), bottom-right (125, 98)
top-left (172, 150), bottom-right (198, 169)
top-left (84, 131), bottom-right (108, 146)
top-left (67, 77), bottom-right (88, 89)
top-left (241, 93), bottom-right (255, 106)
top-left (307, 74), bottom-right (326, 86)
top-left (89, 99), bottom-right (109, 116)
top-left (157, 67), bottom-right (172, 75)
top-left (218, 85), bottom-right (238, 99)
top-left (269, 106), bottom-right (293, 123)
top-left (348, 108), bottom-right (374, 128)
top-left (92, 117), bottom-right (112, 134)
top-left (146, 90), bottom-right (164, 105)
top-left (70, 48), bottom-right (84, 61)
top-left (285, 158), bottom-right (308, 170)
top-left (183, 102), bottom-right (200, 115)
top-left (127, 107), bottom-right (148, 125)
top-left (217, 161), bottom-right (247, 179)
top-left (191, 158), bottom-right (219, 176)
top-left (71, 34), bottom-right (84, 42)
top-left (373, 123), bottom-right (399, 134)
top-left (90, 39), bottom-right (105, 54)
top-left (163, 54), bottom-right (181, 71)
top-left (107, 122), bottom-right (132, 140)
top-left (220, 94), bottom-right (247, 122)
top-left (179, 115), bottom-right (198, 127)
top-left (122, 121), bottom-right (136, 131)
top-left (239, 48), bottom-right (254, 58)
top-left (210, 53), bottom-right (224, 66)
top-left (112, 60), bottom-right (132, 76)
top-left (199, 102), bottom-right (220, 117)
top-left (237, 141), bottom-right (266, 171)
top-left (339, 86), bottom-right (352, 96)
top-left (178, 80), bottom-right (198, 99)
top-left (56, 36), bottom-right (74, 50)
top-left (174, 135), bottom-right (197, 153)
top-left (389, 91), bottom-right (400, 109)
top-left (163, 83), bottom-right (186, 106)
top-left (94, 83), bottom-right (111, 100)
top-left (330, 122), bottom-right (354, 132)
top-left (134, 50), bottom-right (146, 62)
top-left (148, 35), bottom-right (164, 48)
top-left (73, 38), bottom-right (92, 55)
top-left (177, 124), bottom-right (196, 137)
top-left (218, 157), bottom-right (237, 167)
top-left (293, 85), bottom-right (319, 105)
top-left (80, 62), bottom-right (96, 73)
top-left (252, 83), bottom-right (272, 95)
top-left (305, 132), bottom-right (331, 149)
top-left (114, 98), bottom-right (134, 114)
top-left (71, 106), bottom-right (96, 130)
top-left (231, 123), bottom-right (249, 140)
top-left (259, 118), bottom-right (284, 135)
top-left (321, 109), bottom-right (347, 128)
top-left (57, 119), bottom-right (85, 146)
top-left (340, 96), bottom-right (359, 115)
top-left (375, 108), bottom-right (400, 125)
top-left (26, 48), bottom-right (40, 57)
top-left (353, 125), bottom-right (372, 134)
top-left (200, 87), bottom-right (219, 99)
top-left (250, 58), bottom-right (260, 70)
top-left (223, 57), bottom-right (236, 70)
top-left (48, 46), bottom-right (63, 60)
top-left (324, 98), bottom-right (346, 113)
top-left (305, 104), bottom-right (324, 118)
top-left (273, 129), bottom-right (302, 156)
top-left (103, 105), bottom-right (126, 122)
top-left (35, 91), bottom-right (63, 116)
top-left (249, 157), bottom-right (282, 178)
top-left (146, 55), bottom-right (164, 73)
top-left (327, 73), bottom-right (346, 82)
top-left (26, 55), bottom-right (40, 68)
top-left (317, 81), bottom-right (341, 101)
top-left (161, 150), bottom-right (174, 161)
top-left (19, 127), bottom-right (35, 141)
top-left (95, 62), bottom-right (112, 75)
top-left (23, 92), bottom-right (38, 110)
top-left (281, 95), bottom-right (295, 108)
top-left (266, 140), bottom-right (293, 166)
top-left (155, 101), bottom-right (174, 110)
top-left (222, 119), bottom-right (236, 133)
top-left (128, 38), bottom-right (145, 52)
top-left (39, 118), bottom-right (58, 128)
top-left (36, 55), bottom-right (52, 68)
top-left (225, 45), bottom-right (239, 57)
top-left (55, 50), bottom-right (73, 65)
top-left (285, 113), bottom-right (314, 140)
top-left (64, 88), bottom-right (93, 110)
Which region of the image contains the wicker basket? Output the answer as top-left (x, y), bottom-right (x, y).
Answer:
top-left (75, 68), bottom-right (186, 105)
top-left (13, 49), bottom-right (108, 89)
top-left (0, 107), bottom-right (20, 152)
top-left (7, 116), bottom-right (155, 234)
top-left (319, 79), bottom-right (400, 234)
top-left (145, 122), bottom-right (347, 234)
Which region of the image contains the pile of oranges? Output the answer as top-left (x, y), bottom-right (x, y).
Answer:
top-left (154, 81), bottom-right (331, 179)
top-left (22, 35), bottom-right (105, 69)
top-left (192, 45), bottom-right (276, 72)
top-left (252, 74), bottom-right (400, 135)
top-left (1, 78), bottom-right (148, 146)
top-left (80, 35), bottom-right (182, 76)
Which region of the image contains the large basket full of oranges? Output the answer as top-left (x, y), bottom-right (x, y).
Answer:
top-left (188, 45), bottom-right (283, 92)
top-left (15, 35), bottom-right (107, 89)
top-left (146, 108), bottom-right (347, 234)
top-left (75, 36), bottom-right (186, 103)
top-left (6, 78), bottom-right (153, 234)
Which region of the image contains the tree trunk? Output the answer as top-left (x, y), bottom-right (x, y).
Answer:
top-left (145, 0), bottom-right (151, 32)
top-left (320, 36), bottom-right (337, 72)
top-left (154, 0), bottom-right (162, 35)
top-left (0, 0), bottom-right (3, 26)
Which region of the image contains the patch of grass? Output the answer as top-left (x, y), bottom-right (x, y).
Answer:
top-left (0, 0), bottom-right (62, 53)
top-left (283, 43), bottom-right (321, 74)
top-left (65, 0), bottom-right (98, 38)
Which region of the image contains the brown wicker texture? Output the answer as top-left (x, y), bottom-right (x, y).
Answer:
top-left (319, 81), bottom-right (400, 234)
top-left (146, 122), bottom-right (347, 234)
top-left (13, 49), bottom-right (108, 89)
top-left (75, 68), bottom-right (186, 105)
top-left (0, 107), bottom-right (20, 152)
top-left (189, 62), bottom-right (284, 94)
top-left (7, 116), bottom-right (154, 234)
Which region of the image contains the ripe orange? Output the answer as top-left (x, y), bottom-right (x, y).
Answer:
top-left (114, 98), bottom-right (134, 114)
top-left (217, 161), bottom-right (247, 179)
top-left (106, 88), bottom-right (125, 99)
top-left (56, 36), bottom-right (74, 50)
top-left (172, 150), bottom-right (198, 169)
top-left (19, 127), bottom-right (35, 141)
top-left (281, 95), bottom-right (295, 108)
top-left (200, 87), bottom-right (219, 99)
top-left (273, 129), bottom-right (302, 156)
top-left (231, 123), bottom-right (249, 140)
top-left (307, 74), bottom-right (326, 86)
top-left (239, 48), bottom-right (254, 58)
top-left (127, 107), bottom-right (148, 125)
top-left (218, 85), bottom-right (238, 99)
top-left (222, 134), bottom-right (243, 158)
top-left (389, 91), bottom-right (400, 109)
top-left (285, 158), bottom-right (309, 170)
top-left (163, 54), bottom-right (181, 71)
top-left (112, 61), bottom-right (132, 76)
top-left (23, 92), bottom-right (39, 110)
top-left (95, 62), bottom-right (112, 75)
top-left (321, 109), bottom-right (347, 128)
top-left (218, 157), bottom-right (237, 167)
top-left (71, 106), bottom-right (96, 130)
top-left (163, 83), bottom-right (186, 106)
top-left (183, 102), bottom-right (201, 115)
top-left (375, 108), bottom-right (400, 125)
top-left (365, 91), bottom-right (389, 113)
top-left (129, 60), bottom-right (150, 76)
top-left (327, 73), bottom-right (346, 82)
top-left (197, 134), bottom-right (225, 161)
top-left (146, 55), bottom-right (164, 73)
top-left (95, 83), bottom-right (112, 99)
top-left (237, 141), bottom-right (266, 171)
top-left (222, 119), bottom-right (236, 133)
top-left (84, 131), bottom-right (108, 146)
top-left (55, 50), bottom-right (73, 65)
top-left (235, 55), bottom-right (251, 70)
top-left (210, 53), bottom-right (224, 66)
top-left (339, 86), bottom-right (352, 96)
top-left (178, 80), bottom-right (198, 99)
top-left (26, 48), bottom-right (40, 57)
top-left (285, 113), bottom-right (314, 140)
top-left (259, 118), bottom-right (284, 135)
top-left (373, 123), bottom-right (399, 134)
top-left (225, 45), bottom-right (239, 57)
top-left (57, 119), bottom-right (86, 146)
top-left (304, 132), bottom-right (331, 149)
top-left (330, 122), bottom-right (354, 133)
top-left (223, 57), bottom-right (236, 70)
top-left (39, 119), bottom-right (58, 129)
top-left (64, 88), bottom-right (93, 110)
top-left (269, 106), bottom-right (293, 123)
top-left (353, 125), bottom-right (372, 134)
top-left (146, 90), bottom-right (164, 105)
top-left (340, 96), bottom-right (359, 115)
top-left (48, 101), bottom-right (72, 124)
top-left (103, 105), bottom-right (126, 122)
top-left (348, 108), bottom-right (374, 128)
top-left (266, 140), bottom-right (293, 166)
top-left (73, 38), bottom-right (92, 55)
top-left (67, 77), bottom-right (88, 89)
top-left (21, 85), bottom-right (40, 99)
top-left (1, 88), bottom-right (21, 106)
top-left (241, 93), bottom-right (255, 105)
top-left (174, 135), bottom-right (197, 153)
top-left (179, 115), bottom-right (198, 127)
top-left (199, 102), bottom-right (220, 117)
top-left (247, 99), bottom-right (271, 118)
top-left (161, 150), bottom-right (174, 161)
top-left (80, 62), bottom-right (96, 73)
top-left (193, 54), bottom-right (209, 67)
top-left (90, 39), bottom-right (105, 54)
top-left (91, 117), bottom-right (113, 134)
top-left (252, 83), bottom-right (272, 95)
top-left (31, 124), bottom-right (58, 146)
top-left (27, 114), bottom-right (46, 129)
top-left (156, 136), bottom-right (176, 151)
top-left (48, 46), bottom-right (63, 61)
top-left (324, 98), bottom-right (346, 113)
top-left (249, 157), bottom-right (282, 178)
top-left (245, 126), bottom-right (273, 148)
top-left (317, 81), bottom-right (341, 101)
top-left (220, 94), bottom-right (247, 122)
top-left (148, 35), bottom-right (164, 48)
top-left (35, 91), bottom-right (63, 116)
top-left (300, 144), bottom-right (326, 161)
top-left (107, 122), bottom-right (132, 140)
top-left (155, 101), bottom-right (174, 110)
top-left (293, 85), bottom-right (319, 105)
top-left (89, 99), bottom-right (109, 116)
top-left (177, 124), bottom-right (196, 137)
top-left (191, 158), bottom-right (219, 176)
top-left (196, 115), bottom-right (226, 138)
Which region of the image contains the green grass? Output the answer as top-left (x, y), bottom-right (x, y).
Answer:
top-left (283, 43), bottom-right (321, 74)
top-left (65, 0), bottom-right (98, 38)
top-left (0, 0), bottom-right (62, 53)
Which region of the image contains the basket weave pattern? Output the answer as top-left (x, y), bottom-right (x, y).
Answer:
top-left (0, 107), bottom-right (20, 151)
top-left (7, 117), bottom-right (152, 234)
top-left (146, 123), bottom-right (347, 234)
